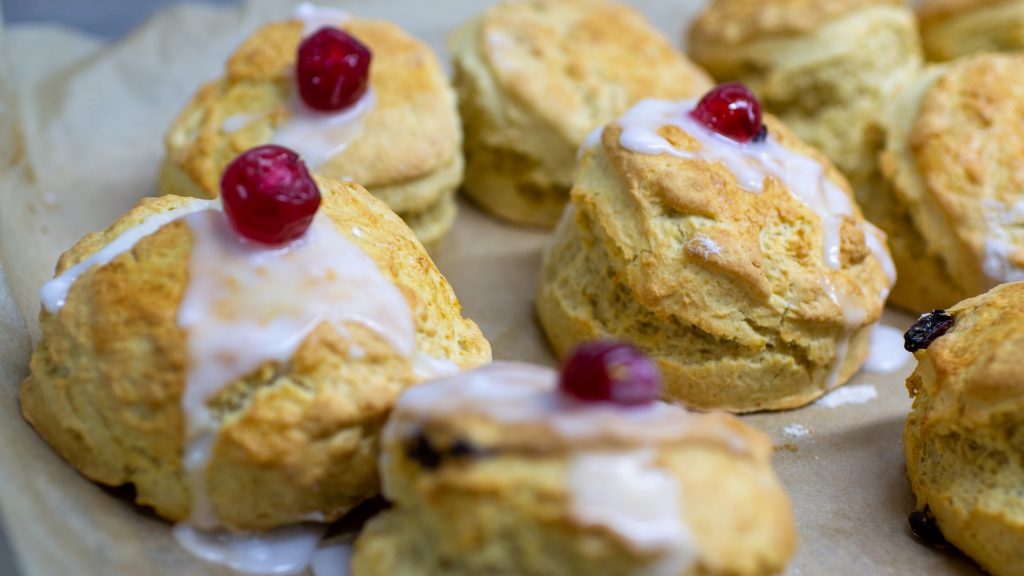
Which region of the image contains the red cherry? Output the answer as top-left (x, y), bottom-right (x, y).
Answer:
top-left (296, 27), bottom-right (371, 112)
top-left (220, 145), bottom-right (321, 245)
top-left (559, 342), bottom-right (661, 406)
top-left (690, 83), bottom-right (764, 143)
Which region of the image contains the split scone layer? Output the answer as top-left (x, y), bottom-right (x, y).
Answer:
top-left (20, 178), bottom-right (490, 530)
top-left (449, 0), bottom-right (713, 226)
top-left (537, 105), bottom-right (893, 412)
top-left (161, 17), bottom-right (463, 244)
top-left (352, 363), bottom-right (796, 576)
top-left (904, 282), bottom-right (1024, 576)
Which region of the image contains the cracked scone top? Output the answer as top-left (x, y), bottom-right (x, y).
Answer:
top-left (160, 5), bottom-right (463, 244)
top-left (351, 362), bottom-right (796, 576)
top-left (688, 0), bottom-right (921, 217)
top-left (918, 0), bottom-right (1024, 61)
top-left (448, 0), bottom-right (713, 226)
top-left (904, 282), bottom-right (1024, 576)
top-left (19, 177), bottom-right (490, 531)
top-left (537, 96), bottom-right (895, 412)
top-left (878, 54), bottom-right (1024, 311)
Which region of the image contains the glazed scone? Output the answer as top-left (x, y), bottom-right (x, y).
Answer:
top-left (352, 360), bottom-right (796, 575)
top-left (160, 6), bottom-right (463, 244)
top-left (877, 54), bottom-right (1024, 311)
top-left (919, 0), bottom-right (1024, 61)
top-left (20, 171), bottom-right (490, 531)
top-left (537, 92), bottom-right (895, 412)
top-left (688, 0), bottom-right (922, 209)
top-left (449, 0), bottom-right (713, 226)
top-left (904, 283), bottom-right (1024, 576)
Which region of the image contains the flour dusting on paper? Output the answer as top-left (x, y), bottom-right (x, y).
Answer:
top-left (815, 384), bottom-right (878, 408)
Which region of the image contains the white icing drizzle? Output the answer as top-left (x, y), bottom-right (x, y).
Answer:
top-left (310, 542), bottom-right (353, 576)
top-left (814, 384), bottom-right (878, 408)
top-left (295, 2), bottom-right (350, 36)
top-left (177, 209), bottom-right (416, 527)
top-left (387, 362), bottom-right (748, 450)
top-left (981, 199), bottom-right (1024, 284)
top-left (173, 523), bottom-right (325, 575)
top-left (862, 324), bottom-right (911, 374)
top-left (222, 112), bottom-right (263, 134)
top-left (39, 199), bottom-right (214, 313)
top-left (611, 98), bottom-right (895, 281)
top-left (271, 89), bottom-right (376, 170)
top-left (568, 451), bottom-right (695, 576)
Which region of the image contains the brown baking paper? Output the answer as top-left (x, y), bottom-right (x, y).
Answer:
top-left (0, 1), bottom-right (985, 574)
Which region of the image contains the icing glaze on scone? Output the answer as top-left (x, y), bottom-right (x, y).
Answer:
top-left (178, 208), bottom-right (416, 526)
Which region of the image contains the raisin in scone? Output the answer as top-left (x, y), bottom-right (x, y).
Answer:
top-left (904, 282), bottom-right (1024, 576)
top-left (353, 345), bottom-right (795, 575)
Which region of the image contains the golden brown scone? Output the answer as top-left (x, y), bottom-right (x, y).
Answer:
top-left (352, 362), bottom-right (796, 575)
top-left (877, 54), bottom-right (1024, 312)
top-left (448, 0), bottom-right (713, 227)
top-left (688, 0), bottom-right (921, 212)
top-left (904, 282), bottom-right (1024, 576)
top-left (160, 14), bottom-right (463, 244)
top-left (19, 178), bottom-right (490, 531)
top-left (918, 0), bottom-right (1024, 61)
top-left (537, 99), bottom-right (894, 412)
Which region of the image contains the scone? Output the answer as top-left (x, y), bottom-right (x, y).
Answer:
top-left (352, 346), bottom-right (796, 575)
top-left (876, 54), bottom-right (1024, 311)
top-left (448, 0), bottom-right (713, 226)
top-left (903, 282), bottom-right (1024, 576)
top-left (688, 0), bottom-right (922, 208)
top-left (918, 0), bottom-right (1024, 61)
top-left (160, 4), bottom-right (463, 244)
top-left (537, 85), bottom-right (895, 412)
top-left (21, 146), bottom-right (490, 531)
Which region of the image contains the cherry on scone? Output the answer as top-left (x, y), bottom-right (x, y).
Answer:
top-left (296, 27), bottom-right (372, 112)
top-left (220, 145), bottom-right (321, 246)
top-left (559, 341), bottom-right (661, 406)
top-left (690, 82), bottom-right (764, 144)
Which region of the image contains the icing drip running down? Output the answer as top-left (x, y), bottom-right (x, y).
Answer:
top-left (178, 209), bottom-right (416, 527)
top-left (271, 90), bottom-right (376, 170)
top-left (863, 324), bottom-right (911, 373)
top-left (39, 199), bottom-right (215, 313)
top-left (272, 3), bottom-right (374, 169)
top-left (173, 523), bottom-right (326, 575)
top-left (981, 199), bottom-right (1024, 284)
top-left (600, 98), bottom-right (898, 386)
top-left (608, 98), bottom-right (895, 281)
top-left (569, 451), bottom-right (695, 576)
top-left (386, 362), bottom-right (714, 575)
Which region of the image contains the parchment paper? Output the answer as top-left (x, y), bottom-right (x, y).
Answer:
top-left (0, 1), bottom-right (986, 574)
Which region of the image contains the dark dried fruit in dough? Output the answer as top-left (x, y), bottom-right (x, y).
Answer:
top-left (904, 310), bottom-right (955, 352)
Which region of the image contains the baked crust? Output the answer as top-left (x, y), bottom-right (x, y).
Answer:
top-left (19, 178), bottom-right (490, 530)
top-left (904, 282), bottom-right (1024, 576)
top-left (161, 18), bottom-right (463, 243)
top-left (449, 0), bottom-right (712, 226)
top-left (537, 111), bottom-right (892, 412)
